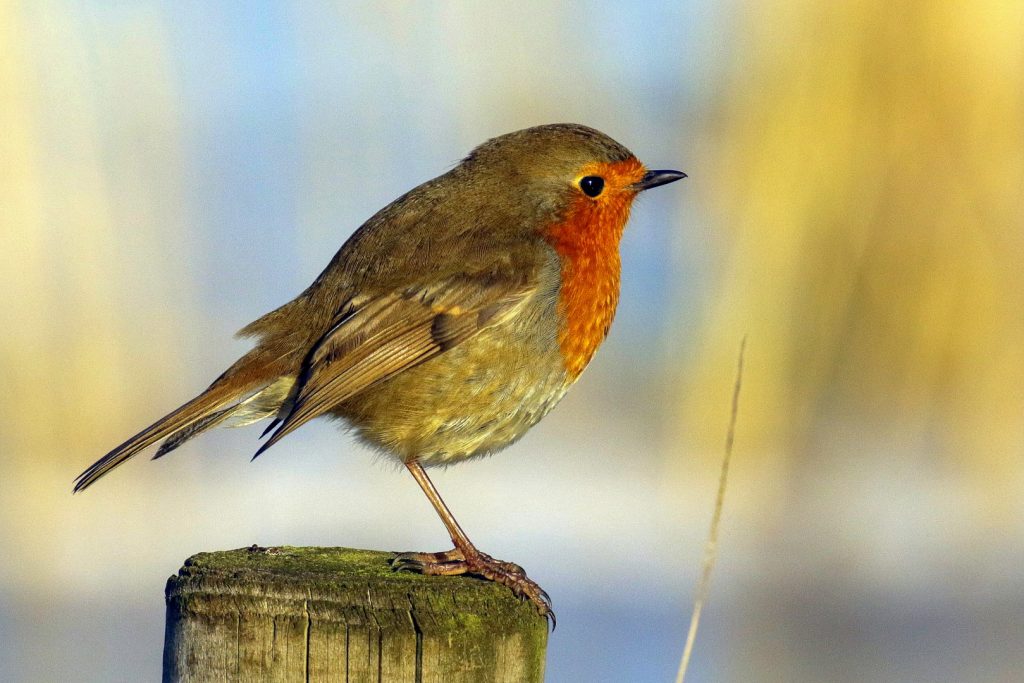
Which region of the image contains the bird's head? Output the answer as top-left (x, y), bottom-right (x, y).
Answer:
top-left (460, 123), bottom-right (686, 233)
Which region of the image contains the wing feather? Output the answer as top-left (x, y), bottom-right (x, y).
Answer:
top-left (252, 269), bottom-right (537, 457)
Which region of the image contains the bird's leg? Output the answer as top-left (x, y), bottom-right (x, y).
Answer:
top-left (392, 460), bottom-right (553, 624)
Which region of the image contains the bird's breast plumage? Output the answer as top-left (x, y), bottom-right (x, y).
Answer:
top-left (543, 158), bottom-right (644, 378)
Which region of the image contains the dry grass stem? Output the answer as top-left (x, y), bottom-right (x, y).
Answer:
top-left (676, 336), bottom-right (745, 683)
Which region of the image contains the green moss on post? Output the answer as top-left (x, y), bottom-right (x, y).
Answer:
top-left (162, 546), bottom-right (548, 682)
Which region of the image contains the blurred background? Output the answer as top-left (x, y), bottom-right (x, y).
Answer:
top-left (2, 1), bottom-right (1023, 681)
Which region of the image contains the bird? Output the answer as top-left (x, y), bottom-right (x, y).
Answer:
top-left (73, 123), bottom-right (686, 622)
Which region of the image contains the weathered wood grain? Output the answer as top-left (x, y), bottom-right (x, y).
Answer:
top-left (162, 546), bottom-right (548, 682)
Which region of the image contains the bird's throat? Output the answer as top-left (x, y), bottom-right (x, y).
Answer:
top-left (544, 190), bottom-right (634, 379)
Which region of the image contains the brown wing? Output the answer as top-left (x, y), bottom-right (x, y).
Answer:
top-left (252, 268), bottom-right (538, 457)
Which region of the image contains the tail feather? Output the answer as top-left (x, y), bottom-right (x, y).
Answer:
top-left (152, 376), bottom-right (296, 459)
top-left (73, 387), bottom-right (241, 492)
top-left (152, 406), bottom-right (236, 459)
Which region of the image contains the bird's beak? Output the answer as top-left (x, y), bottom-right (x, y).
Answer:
top-left (632, 169), bottom-right (687, 192)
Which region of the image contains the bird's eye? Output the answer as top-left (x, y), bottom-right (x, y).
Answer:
top-left (579, 175), bottom-right (605, 197)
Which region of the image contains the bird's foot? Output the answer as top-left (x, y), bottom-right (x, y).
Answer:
top-left (392, 547), bottom-right (554, 627)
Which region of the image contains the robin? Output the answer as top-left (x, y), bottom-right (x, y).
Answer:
top-left (74, 123), bottom-right (686, 622)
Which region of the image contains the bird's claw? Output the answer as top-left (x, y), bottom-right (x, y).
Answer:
top-left (392, 547), bottom-right (555, 628)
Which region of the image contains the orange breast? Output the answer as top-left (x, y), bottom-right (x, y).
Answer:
top-left (544, 158), bottom-right (645, 379)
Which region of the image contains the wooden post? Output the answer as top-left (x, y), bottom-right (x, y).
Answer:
top-left (162, 546), bottom-right (548, 682)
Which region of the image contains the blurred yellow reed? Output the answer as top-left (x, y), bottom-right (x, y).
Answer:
top-left (673, 0), bottom-right (1024, 517)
